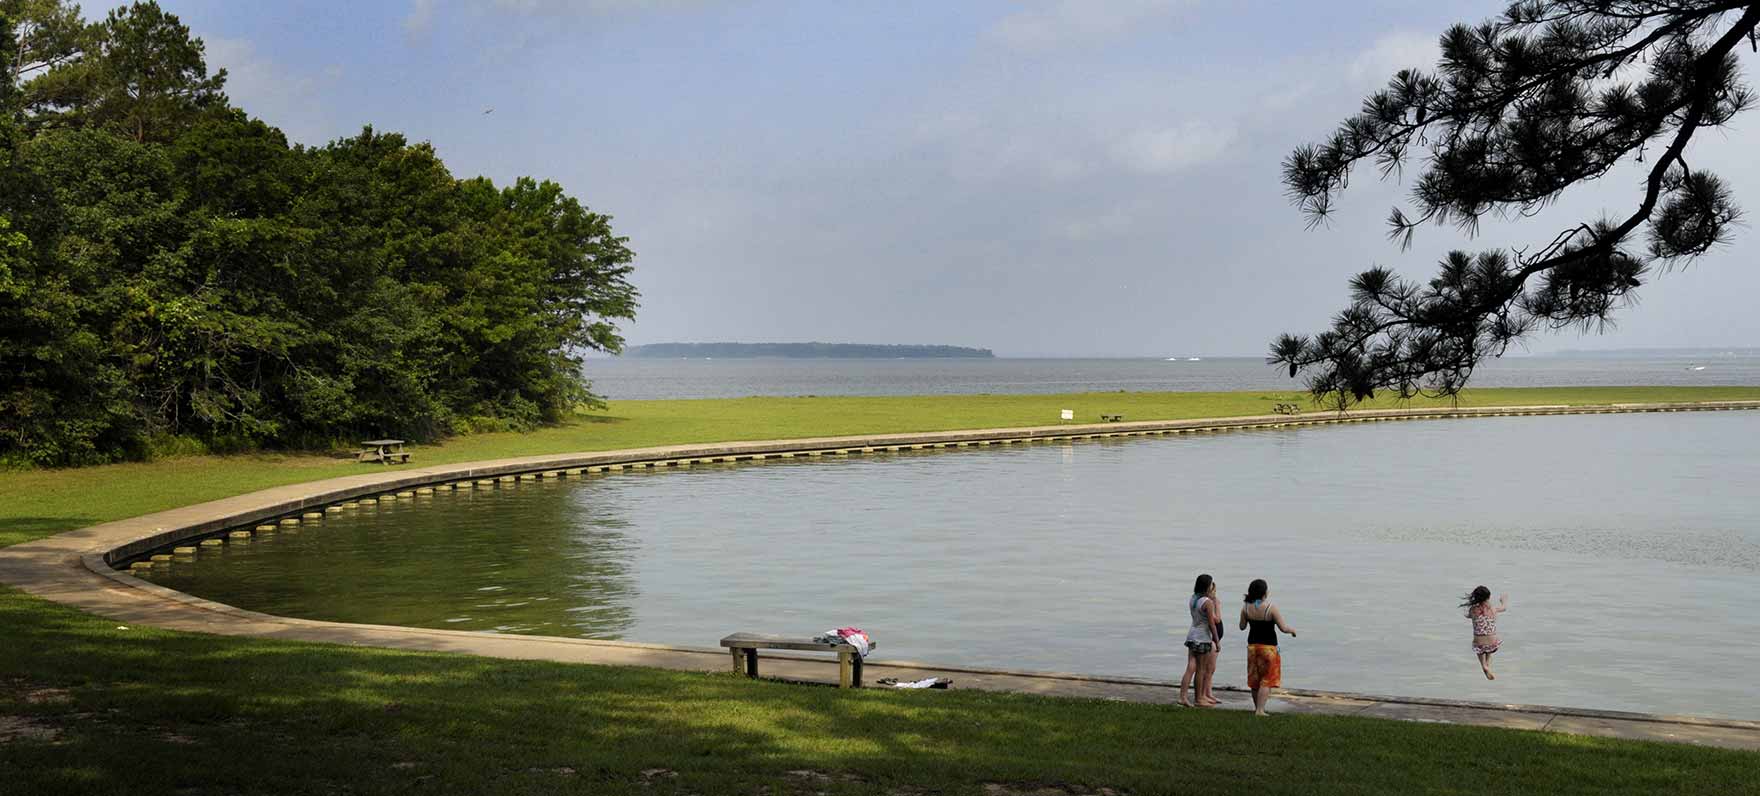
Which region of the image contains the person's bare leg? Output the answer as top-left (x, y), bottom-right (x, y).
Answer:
top-left (1480, 652), bottom-right (1495, 680)
top-left (1209, 651), bottom-right (1222, 704)
top-left (1199, 651), bottom-right (1220, 705)
top-left (1178, 653), bottom-right (1197, 706)
top-left (1253, 685), bottom-right (1270, 716)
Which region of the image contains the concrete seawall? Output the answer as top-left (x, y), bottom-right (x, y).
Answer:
top-left (4, 400), bottom-right (1759, 751)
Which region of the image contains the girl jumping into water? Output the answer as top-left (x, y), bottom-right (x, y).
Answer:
top-left (1462, 586), bottom-right (1509, 680)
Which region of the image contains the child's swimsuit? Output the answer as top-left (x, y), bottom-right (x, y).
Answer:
top-left (1470, 604), bottom-right (1500, 654)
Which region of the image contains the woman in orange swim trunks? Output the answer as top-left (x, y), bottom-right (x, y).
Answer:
top-left (1238, 578), bottom-right (1297, 717)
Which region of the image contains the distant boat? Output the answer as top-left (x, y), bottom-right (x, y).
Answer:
top-left (1687, 365), bottom-right (1706, 371)
top-left (1187, 357), bottom-right (1202, 361)
top-left (1164, 357), bottom-right (1181, 361)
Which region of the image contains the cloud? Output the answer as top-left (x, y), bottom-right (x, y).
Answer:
top-left (1110, 121), bottom-right (1235, 174)
top-left (204, 37), bottom-right (342, 145)
top-left (488, 0), bottom-right (718, 15)
top-left (987, 0), bottom-right (1197, 52)
top-left (1349, 31), bottom-right (1438, 86)
top-left (404, 0), bottom-right (438, 33)
top-left (403, 0), bottom-right (713, 32)
top-left (1059, 201), bottom-right (1150, 241)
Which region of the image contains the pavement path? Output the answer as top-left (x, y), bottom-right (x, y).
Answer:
top-left (5, 402), bottom-right (1760, 752)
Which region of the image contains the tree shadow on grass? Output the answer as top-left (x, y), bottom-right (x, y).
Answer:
top-left (2, 589), bottom-right (1755, 796)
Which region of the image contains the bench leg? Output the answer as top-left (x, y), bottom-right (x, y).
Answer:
top-left (728, 648), bottom-right (756, 676)
top-left (852, 655), bottom-right (864, 689)
top-left (838, 650), bottom-right (855, 689)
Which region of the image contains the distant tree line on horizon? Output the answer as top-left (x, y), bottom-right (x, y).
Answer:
top-left (624, 343), bottom-right (995, 359)
top-left (0, 1), bottom-right (638, 466)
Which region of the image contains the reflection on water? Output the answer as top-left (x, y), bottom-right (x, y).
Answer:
top-left (153, 412), bottom-right (1760, 719)
top-left (154, 480), bottom-right (639, 638)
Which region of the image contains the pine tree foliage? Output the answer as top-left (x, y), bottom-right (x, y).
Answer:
top-left (1272, 1), bottom-right (1760, 408)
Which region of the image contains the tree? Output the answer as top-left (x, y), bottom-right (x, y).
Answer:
top-left (0, 2), bottom-right (639, 466)
top-left (13, 1), bottom-right (224, 142)
top-left (1271, 1), bottom-right (1760, 408)
top-left (6, 0), bottom-right (86, 89)
top-left (1, 2), bottom-right (24, 149)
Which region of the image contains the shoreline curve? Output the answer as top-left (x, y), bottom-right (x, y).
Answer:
top-left (4, 399), bottom-right (1760, 751)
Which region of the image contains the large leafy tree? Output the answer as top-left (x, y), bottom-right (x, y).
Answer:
top-left (0, 2), bottom-right (638, 466)
top-left (1272, 1), bottom-right (1760, 407)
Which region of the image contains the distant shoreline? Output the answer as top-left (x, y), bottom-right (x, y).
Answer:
top-left (623, 342), bottom-right (994, 359)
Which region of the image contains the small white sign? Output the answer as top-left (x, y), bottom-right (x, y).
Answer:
top-left (1060, 409), bottom-right (1074, 421)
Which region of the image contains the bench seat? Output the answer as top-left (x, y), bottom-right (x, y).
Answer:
top-left (719, 633), bottom-right (875, 688)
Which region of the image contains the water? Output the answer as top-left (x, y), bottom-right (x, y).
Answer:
top-left (581, 351), bottom-right (1760, 400)
top-left (148, 411), bottom-right (1760, 719)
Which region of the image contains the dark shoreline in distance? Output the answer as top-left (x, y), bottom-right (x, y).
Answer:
top-left (624, 342), bottom-right (995, 359)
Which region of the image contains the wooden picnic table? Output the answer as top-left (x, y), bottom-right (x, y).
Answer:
top-left (358, 439), bottom-right (411, 465)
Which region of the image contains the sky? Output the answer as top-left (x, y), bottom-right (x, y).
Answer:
top-left (109, 0), bottom-right (1760, 356)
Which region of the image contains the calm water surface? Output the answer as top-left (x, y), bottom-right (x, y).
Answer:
top-left (150, 412), bottom-right (1760, 719)
top-left (583, 352), bottom-right (1760, 399)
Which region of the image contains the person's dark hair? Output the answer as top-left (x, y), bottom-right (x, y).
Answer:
top-left (1193, 573), bottom-right (1213, 596)
top-left (1460, 585), bottom-right (1492, 609)
top-left (1244, 578), bottom-right (1268, 603)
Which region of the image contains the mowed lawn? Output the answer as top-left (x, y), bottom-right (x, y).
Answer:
top-left (4, 588), bottom-right (1757, 796)
top-left (4, 387), bottom-right (1760, 794)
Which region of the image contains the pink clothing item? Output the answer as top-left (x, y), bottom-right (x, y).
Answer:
top-left (829, 627), bottom-right (871, 658)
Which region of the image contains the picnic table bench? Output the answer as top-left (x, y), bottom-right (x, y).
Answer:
top-left (719, 633), bottom-right (875, 689)
top-left (1271, 403), bottom-right (1302, 415)
top-left (1100, 413), bottom-right (1125, 422)
top-left (357, 439), bottom-right (411, 465)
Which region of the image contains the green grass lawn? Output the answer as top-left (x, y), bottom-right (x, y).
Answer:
top-left (4, 587), bottom-right (1756, 796)
top-left (4, 387), bottom-right (1759, 794)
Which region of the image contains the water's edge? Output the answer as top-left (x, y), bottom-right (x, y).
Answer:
top-left (5, 400), bottom-right (1756, 728)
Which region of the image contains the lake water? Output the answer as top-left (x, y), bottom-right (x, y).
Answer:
top-left (147, 411), bottom-right (1760, 719)
top-left (583, 352), bottom-right (1760, 400)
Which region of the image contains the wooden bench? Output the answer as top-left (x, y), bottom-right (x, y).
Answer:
top-left (719, 633), bottom-right (875, 689)
top-left (1100, 413), bottom-right (1124, 422)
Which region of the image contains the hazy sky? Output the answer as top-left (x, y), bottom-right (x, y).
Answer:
top-left (125, 1), bottom-right (1760, 356)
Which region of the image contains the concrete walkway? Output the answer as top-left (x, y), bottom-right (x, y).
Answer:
top-left (5, 402), bottom-right (1759, 752)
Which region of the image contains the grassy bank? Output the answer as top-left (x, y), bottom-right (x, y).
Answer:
top-left (7, 385), bottom-right (1760, 548)
top-left (4, 587), bottom-right (1756, 796)
top-left (4, 386), bottom-right (1759, 794)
